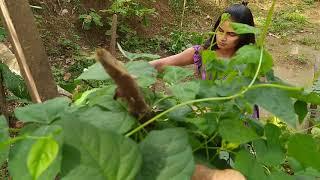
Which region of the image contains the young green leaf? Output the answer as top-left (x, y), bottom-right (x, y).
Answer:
top-left (138, 128), bottom-right (194, 180)
top-left (8, 125), bottom-right (63, 180)
top-left (14, 97), bottom-right (71, 124)
top-left (218, 119), bottom-right (259, 144)
top-left (27, 137), bottom-right (59, 180)
top-left (294, 100), bottom-right (308, 124)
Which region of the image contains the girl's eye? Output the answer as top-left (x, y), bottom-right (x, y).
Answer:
top-left (228, 32), bottom-right (237, 37)
top-left (218, 27), bottom-right (224, 32)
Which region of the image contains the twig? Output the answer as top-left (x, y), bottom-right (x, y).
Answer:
top-left (96, 49), bottom-right (149, 118)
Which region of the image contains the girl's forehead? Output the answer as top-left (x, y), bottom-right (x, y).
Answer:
top-left (219, 20), bottom-right (236, 33)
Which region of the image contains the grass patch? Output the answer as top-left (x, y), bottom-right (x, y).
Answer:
top-left (269, 11), bottom-right (308, 36)
top-left (298, 37), bottom-right (320, 50)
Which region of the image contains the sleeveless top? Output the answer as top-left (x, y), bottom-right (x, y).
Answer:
top-left (192, 45), bottom-right (260, 118)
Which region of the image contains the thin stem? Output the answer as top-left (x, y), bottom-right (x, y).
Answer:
top-left (247, 48), bottom-right (264, 88)
top-left (258, 0), bottom-right (277, 46)
top-left (205, 138), bottom-right (209, 160)
top-left (193, 131), bottom-right (218, 152)
top-left (250, 83), bottom-right (302, 91)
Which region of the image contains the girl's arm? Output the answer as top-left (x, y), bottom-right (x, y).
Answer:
top-left (149, 47), bottom-right (196, 71)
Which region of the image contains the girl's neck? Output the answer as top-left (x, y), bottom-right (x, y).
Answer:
top-left (216, 48), bottom-right (236, 59)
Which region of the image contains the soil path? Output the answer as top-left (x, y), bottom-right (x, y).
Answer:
top-left (266, 2), bottom-right (320, 88)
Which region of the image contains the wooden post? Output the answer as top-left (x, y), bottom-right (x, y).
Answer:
top-left (0, 0), bottom-right (58, 102)
top-left (109, 14), bottom-right (118, 55)
top-left (0, 73), bottom-right (8, 122)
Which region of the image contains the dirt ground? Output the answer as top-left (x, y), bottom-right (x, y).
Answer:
top-left (261, 1), bottom-right (320, 88)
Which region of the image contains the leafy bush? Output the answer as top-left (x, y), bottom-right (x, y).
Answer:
top-left (79, 9), bottom-right (103, 30)
top-left (2, 1), bottom-right (320, 179)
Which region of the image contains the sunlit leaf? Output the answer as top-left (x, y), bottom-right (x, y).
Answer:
top-left (27, 138), bottom-right (59, 180)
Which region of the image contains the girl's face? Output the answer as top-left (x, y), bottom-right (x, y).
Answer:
top-left (216, 20), bottom-right (240, 51)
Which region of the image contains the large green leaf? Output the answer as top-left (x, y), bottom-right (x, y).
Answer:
top-left (126, 61), bottom-right (157, 87)
top-left (253, 124), bottom-right (285, 167)
top-left (8, 125), bottom-right (63, 180)
top-left (290, 91), bottom-right (320, 105)
top-left (77, 62), bottom-right (110, 80)
top-left (163, 66), bottom-right (193, 84)
top-left (138, 128), bottom-right (195, 180)
top-left (218, 119), bottom-right (259, 144)
top-left (117, 43), bottom-right (160, 61)
top-left (77, 61), bottom-right (157, 88)
top-left (253, 139), bottom-right (285, 167)
top-left (27, 137), bottom-right (59, 180)
top-left (61, 106), bottom-right (135, 134)
top-left (230, 45), bottom-right (273, 75)
top-left (168, 105), bottom-right (193, 122)
top-left (234, 150), bottom-right (268, 180)
top-left (60, 120), bottom-right (142, 180)
top-left (245, 87), bottom-right (297, 127)
top-left (0, 115), bottom-right (9, 165)
top-left (231, 22), bottom-right (260, 35)
top-left (14, 97), bottom-right (71, 124)
top-left (169, 81), bottom-right (200, 101)
top-left (0, 63), bottom-right (30, 99)
top-left (287, 134), bottom-right (320, 171)
top-left (186, 112), bottom-right (218, 136)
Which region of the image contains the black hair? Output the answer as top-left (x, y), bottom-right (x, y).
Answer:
top-left (204, 3), bottom-right (255, 50)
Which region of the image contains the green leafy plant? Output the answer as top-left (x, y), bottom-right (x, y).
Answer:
top-left (79, 9), bottom-right (103, 30)
top-left (0, 27), bottom-right (6, 42)
top-left (0, 63), bottom-right (30, 100)
top-left (2, 0), bottom-right (320, 179)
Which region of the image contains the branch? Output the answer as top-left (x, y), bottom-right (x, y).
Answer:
top-left (96, 49), bottom-right (149, 118)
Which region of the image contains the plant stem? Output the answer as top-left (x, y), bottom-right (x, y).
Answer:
top-left (258, 0), bottom-right (277, 46)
